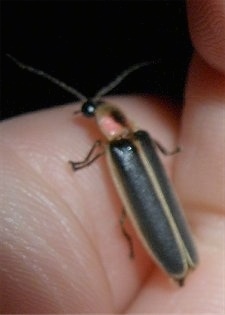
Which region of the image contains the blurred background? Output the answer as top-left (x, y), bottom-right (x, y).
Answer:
top-left (1, 0), bottom-right (192, 120)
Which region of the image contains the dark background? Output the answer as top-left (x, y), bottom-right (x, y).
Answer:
top-left (1, 0), bottom-right (192, 120)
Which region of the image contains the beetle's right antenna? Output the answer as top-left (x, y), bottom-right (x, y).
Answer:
top-left (6, 54), bottom-right (87, 102)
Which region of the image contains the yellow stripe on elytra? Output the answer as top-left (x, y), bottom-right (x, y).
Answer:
top-left (106, 142), bottom-right (187, 278)
top-left (136, 139), bottom-right (194, 269)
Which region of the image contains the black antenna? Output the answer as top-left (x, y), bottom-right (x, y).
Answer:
top-left (93, 59), bottom-right (161, 101)
top-left (7, 54), bottom-right (161, 103)
top-left (6, 54), bottom-right (87, 102)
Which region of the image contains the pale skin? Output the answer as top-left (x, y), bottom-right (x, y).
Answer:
top-left (0, 0), bottom-right (225, 312)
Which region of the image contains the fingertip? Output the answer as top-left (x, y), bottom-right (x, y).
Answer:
top-left (187, 0), bottom-right (225, 74)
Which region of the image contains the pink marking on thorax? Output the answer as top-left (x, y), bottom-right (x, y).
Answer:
top-left (98, 115), bottom-right (127, 140)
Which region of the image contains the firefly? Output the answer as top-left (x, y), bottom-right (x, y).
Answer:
top-left (7, 54), bottom-right (198, 286)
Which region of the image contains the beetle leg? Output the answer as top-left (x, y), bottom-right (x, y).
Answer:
top-left (69, 140), bottom-right (105, 171)
top-left (154, 140), bottom-right (181, 156)
top-left (120, 208), bottom-right (134, 259)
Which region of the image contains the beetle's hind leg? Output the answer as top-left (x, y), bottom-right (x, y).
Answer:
top-left (120, 208), bottom-right (134, 259)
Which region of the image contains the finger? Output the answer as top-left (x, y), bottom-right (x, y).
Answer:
top-left (178, 54), bottom-right (225, 210)
top-left (0, 109), bottom-right (113, 313)
top-left (187, 0), bottom-right (225, 73)
top-left (0, 95), bottom-right (182, 313)
top-left (150, 54), bottom-right (225, 313)
top-left (179, 11), bottom-right (225, 313)
top-left (0, 100), bottom-right (151, 313)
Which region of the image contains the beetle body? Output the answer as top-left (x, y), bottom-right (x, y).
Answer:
top-left (7, 55), bottom-right (198, 285)
top-left (83, 100), bottom-right (198, 285)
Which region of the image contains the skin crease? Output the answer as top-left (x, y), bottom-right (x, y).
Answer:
top-left (0, 0), bottom-right (225, 313)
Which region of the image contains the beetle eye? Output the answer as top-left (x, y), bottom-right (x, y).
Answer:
top-left (81, 100), bottom-right (97, 117)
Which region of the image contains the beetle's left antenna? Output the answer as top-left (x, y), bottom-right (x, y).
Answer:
top-left (6, 54), bottom-right (87, 102)
top-left (93, 60), bottom-right (160, 101)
